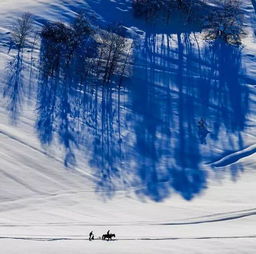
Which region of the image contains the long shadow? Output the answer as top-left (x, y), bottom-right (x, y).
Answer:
top-left (3, 49), bottom-right (25, 123)
top-left (3, 4), bottom-right (250, 202)
top-left (126, 30), bottom-right (249, 201)
top-left (34, 28), bottom-right (250, 201)
top-left (127, 32), bottom-right (206, 201)
top-left (36, 38), bottom-right (79, 167)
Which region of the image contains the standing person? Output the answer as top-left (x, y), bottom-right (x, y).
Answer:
top-left (89, 231), bottom-right (94, 241)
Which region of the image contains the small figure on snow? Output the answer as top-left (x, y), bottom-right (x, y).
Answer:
top-left (89, 231), bottom-right (94, 241)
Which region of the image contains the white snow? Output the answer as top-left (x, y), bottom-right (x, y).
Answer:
top-left (0, 0), bottom-right (256, 253)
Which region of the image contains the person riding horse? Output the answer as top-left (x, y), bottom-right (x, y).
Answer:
top-left (102, 230), bottom-right (116, 240)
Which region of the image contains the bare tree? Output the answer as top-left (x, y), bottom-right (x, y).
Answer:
top-left (11, 12), bottom-right (33, 50)
top-left (97, 26), bottom-right (131, 83)
top-left (132, 0), bottom-right (187, 19)
top-left (205, 0), bottom-right (243, 44)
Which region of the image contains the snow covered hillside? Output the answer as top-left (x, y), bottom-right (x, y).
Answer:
top-left (0, 0), bottom-right (256, 253)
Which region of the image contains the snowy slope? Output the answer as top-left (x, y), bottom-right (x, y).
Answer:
top-left (0, 0), bottom-right (256, 253)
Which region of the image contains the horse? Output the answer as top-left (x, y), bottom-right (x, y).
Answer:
top-left (102, 233), bottom-right (116, 240)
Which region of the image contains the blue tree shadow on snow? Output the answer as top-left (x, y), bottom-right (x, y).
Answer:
top-left (3, 20), bottom-right (251, 202)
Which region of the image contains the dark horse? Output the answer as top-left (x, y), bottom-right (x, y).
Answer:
top-left (102, 233), bottom-right (116, 240)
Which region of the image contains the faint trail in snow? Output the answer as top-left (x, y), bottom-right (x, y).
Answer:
top-left (157, 210), bottom-right (256, 226)
top-left (0, 130), bottom-right (52, 159)
top-left (1, 208), bottom-right (256, 227)
top-left (0, 129), bottom-right (97, 181)
top-left (209, 144), bottom-right (256, 167)
top-left (0, 168), bottom-right (50, 196)
top-left (0, 188), bottom-right (141, 213)
top-left (0, 235), bottom-right (256, 242)
top-left (183, 208), bottom-right (256, 220)
top-left (124, 235), bottom-right (256, 241)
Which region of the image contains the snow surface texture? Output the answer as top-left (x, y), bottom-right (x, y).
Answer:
top-left (0, 0), bottom-right (256, 253)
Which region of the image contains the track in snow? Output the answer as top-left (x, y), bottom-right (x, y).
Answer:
top-left (210, 144), bottom-right (256, 167)
top-left (0, 235), bottom-right (256, 242)
top-left (0, 208), bottom-right (256, 227)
